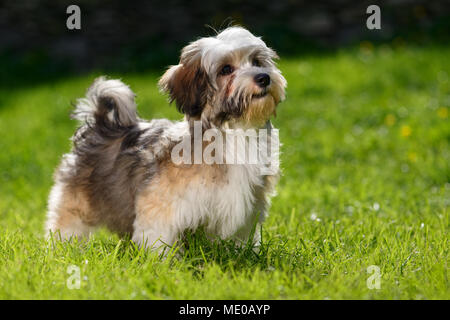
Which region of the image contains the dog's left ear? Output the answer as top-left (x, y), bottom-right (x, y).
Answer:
top-left (159, 40), bottom-right (209, 118)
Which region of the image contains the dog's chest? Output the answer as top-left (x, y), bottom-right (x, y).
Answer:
top-left (175, 163), bottom-right (266, 236)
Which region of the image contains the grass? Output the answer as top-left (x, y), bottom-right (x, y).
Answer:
top-left (0, 41), bottom-right (448, 299)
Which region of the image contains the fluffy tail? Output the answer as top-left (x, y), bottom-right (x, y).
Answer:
top-left (72, 76), bottom-right (138, 127)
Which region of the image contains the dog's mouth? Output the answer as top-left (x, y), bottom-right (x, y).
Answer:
top-left (252, 90), bottom-right (268, 99)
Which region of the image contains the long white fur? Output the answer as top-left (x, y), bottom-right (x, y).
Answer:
top-left (132, 123), bottom-right (278, 249)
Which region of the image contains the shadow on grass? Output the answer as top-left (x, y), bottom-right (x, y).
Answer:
top-left (179, 229), bottom-right (265, 270)
top-left (44, 228), bottom-right (295, 275)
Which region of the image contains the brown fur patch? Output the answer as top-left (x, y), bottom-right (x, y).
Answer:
top-left (161, 61), bottom-right (210, 118)
top-left (243, 95), bottom-right (276, 127)
top-left (53, 185), bottom-right (95, 232)
top-left (135, 159), bottom-right (227, 223)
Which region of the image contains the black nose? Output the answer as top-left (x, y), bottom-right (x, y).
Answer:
top-left (254, 73), bottom-right (271, 87)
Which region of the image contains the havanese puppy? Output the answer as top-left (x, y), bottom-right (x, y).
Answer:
top-left (46, 27), bottom-right (287, 251)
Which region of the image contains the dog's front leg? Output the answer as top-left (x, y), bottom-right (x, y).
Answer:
top-left (132, 212), bottom-right (179, 254)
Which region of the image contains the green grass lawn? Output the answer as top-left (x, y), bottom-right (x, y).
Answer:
top-left (0, 42), bottom-right (448, 299)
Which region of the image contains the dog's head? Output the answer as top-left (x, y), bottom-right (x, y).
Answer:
top-left (159, 27), bottom-right (287, 129)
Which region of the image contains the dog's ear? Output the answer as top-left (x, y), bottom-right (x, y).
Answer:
top-left (159, 40), bottom-right (210, 118)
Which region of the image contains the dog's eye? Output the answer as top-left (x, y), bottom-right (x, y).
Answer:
top-left (219, 65), bottom-right (234, 76)
top-left (252, 58), bottom-right (262, 67)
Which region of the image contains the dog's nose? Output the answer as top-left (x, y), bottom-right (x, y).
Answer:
top-left (254, 73), bottom-right (271, 88)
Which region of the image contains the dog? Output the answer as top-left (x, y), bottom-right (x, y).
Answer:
top-left (45, 27), bottom-right (287, 251)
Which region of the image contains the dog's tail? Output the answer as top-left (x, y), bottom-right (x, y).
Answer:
top-left (72, 76), bottom-right (138, 128)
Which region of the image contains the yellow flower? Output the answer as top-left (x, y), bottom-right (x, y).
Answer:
top-left (437, 107), bottom-right (448, 119)
top-left (401, 125), bottom-right (412, 137)
top-left (385, 114), bottom-right (396, 126)
top-left (408, 152), bottom-right (418, 163)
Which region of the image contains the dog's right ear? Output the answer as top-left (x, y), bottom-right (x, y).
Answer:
top-left (159, 41), bottom-right (209, 118)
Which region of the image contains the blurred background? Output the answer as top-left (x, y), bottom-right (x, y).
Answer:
top-left (0, 1), bottom-right (449, 299)
top-left (0, 0), bottom-right (448, 86)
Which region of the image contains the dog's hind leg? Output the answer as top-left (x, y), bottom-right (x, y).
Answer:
top-left (132, 222), bottom-right (178, 254)
top-left (45, 182), bottom-right (97, 241)
top-left (132, 200), bottom-right (179, 253)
